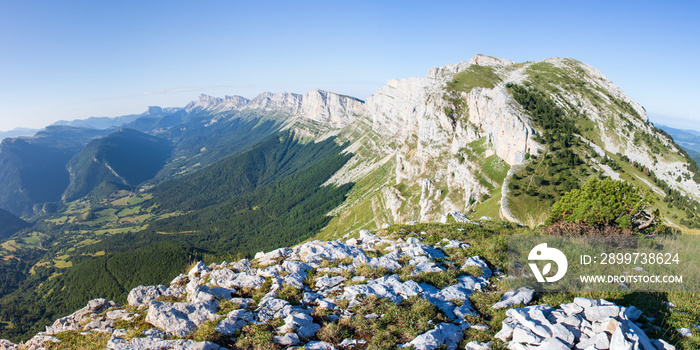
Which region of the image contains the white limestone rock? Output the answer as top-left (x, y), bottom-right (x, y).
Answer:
top-left (341, 274), bottom-right (423, 304)
top-left (652, 338), bottom-right (676, 350)
top-left (304, 341), bottom-right (338, 350)
top-left (108, 335), bottom-right (223, 350)
top-left (610, 324), bottom-right (633, 350)
top-left (144, 301), bottom-right (218, 338)
top-left (0, 339), bottom-right (18, 350)
top-left (273, 333), bottom-right (301, 346)
top-left (464, 340), bottom-right (492, 350)
top-left (23, 335), bottom-right (60, 350)
top-left (401, 323), bottom-right (462, 350)
top-left (188, 261), bottom-right (210, 280)
top-left (278, 313), bottom-right (321, 338)
top-left (461, 256), bottom-right (492, 278)
top-left (315, 275), bottom-right (347, 290)
top-left (492, 287), bottom-right (534, 309)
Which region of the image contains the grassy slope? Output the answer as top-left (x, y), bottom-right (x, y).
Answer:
top-left (501, 60), bottom-right (700, 229)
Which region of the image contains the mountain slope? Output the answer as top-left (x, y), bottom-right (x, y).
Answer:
top-left (0, 128), bottom-right (39, 141)
top-left (1, 54), bottom-right (700, 343)
top-left (0, 208), bottom-right (29, 241)
top-left (316, 55), bottom-right (700, 235)
top-left (0, 126), bottom-right (114, 216)
top-left (62, 129), bottom-right (172, 202)
top-left (657, 124), bottom-right (700, 153)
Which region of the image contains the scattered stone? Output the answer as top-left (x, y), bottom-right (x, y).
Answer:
top-left (678, 327), bottom-right (692, 337)
top-left (441, 211), bottom-right (470, 224)
top-left (491, 287), bottom-right (534, 309)
top-left (512, 325), bottom-right (544, 344)
top-left (622, 305), bottom-right (643, 321)
top-left (461, 256), bottom-right (492, 278)
top-left (560, 302), bottom-right (583, 315)
top-left (339, 338), bottom-right (367, 347)
top-left (497, 299), bottom-right (661, 350)
top-left (105, 309), bottom-right (131, 321)
top-left (273, 333), bottom-right (301, 346)
top-left (279, 313), bottom-right (321, 338)
top-left (0, 339), bottom-right (17, 350)
top-left (188, 261), bottom-right (211, 279)
top-left (341, 274), bottom-right (423, 304)
top-left (144, 301), bottom-right (218, 337)
top-left (610, 324), bottom-right (633, 350)
top-left (23, 335), bottom-right (60, 350)
top-left (402, 323), bottom-right (462, 350)
top-left (652, 338), bottom-right (677, 350)
top-left (45, 298), bottom-right (119, 335)
top-left (108, 336), bottom-right (223, 350)
top-left (215, 317), bottom-right (248, 336)
top-left (453, 302), bottom-right (478, 319)
top-left (304, 341), bottom-right (337, 350)
top-left (464, 340), bottom-right (492, 350)
top-left (143, 328), bottom-right (165, 338)
top-left (316, 275), bottom-right (347, 290)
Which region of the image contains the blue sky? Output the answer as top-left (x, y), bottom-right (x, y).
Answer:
top-left (0, 1), bottom-right (698, 131)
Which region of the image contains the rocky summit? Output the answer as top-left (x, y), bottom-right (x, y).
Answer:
top-left (0, 225), bottom-right (678, 350)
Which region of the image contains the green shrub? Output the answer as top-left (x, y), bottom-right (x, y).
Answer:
top-left (547, 178), bottom-right (660, 231)
top-left (235, 324), bottom-right (281, 350)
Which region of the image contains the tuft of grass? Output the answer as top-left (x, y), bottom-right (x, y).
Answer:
top-left (334, 295), bottom-right (449, 349)
top-left (188, 319), bottom-right (222, 343)
top-left (317, 322), bottom-right (354, 344)
top-left (45, 331), bottom-right (110, 350)
top-left (277, 284), bottom-right (303, 305)
top-left (446, 65), bottom-right (501, 94)
top-left (408, 269), bottom-right (460, 289)
top-left (217, 299), bottom-right (240, 315)
top-left (353, 264), bottom-right (389, 279)
top-left (235, 324), bottom-right (282, 350)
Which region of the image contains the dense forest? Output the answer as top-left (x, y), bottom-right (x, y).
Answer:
top-left (0, 131), bottom-right (354, 342)
top-left (506, 83), bottom-right (588, 204)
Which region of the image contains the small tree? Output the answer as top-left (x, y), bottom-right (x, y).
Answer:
top-left (546, 178), bottom-right (660, 232)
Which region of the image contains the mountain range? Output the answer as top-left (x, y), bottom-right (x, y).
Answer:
top-left (1, 54), bottom-right (699, 342)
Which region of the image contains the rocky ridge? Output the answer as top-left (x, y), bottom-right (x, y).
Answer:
top-left (1, 225), bottom-right (679, 350)
top-left (319, 54), bottom-right (700, 230)
top-left (184, 89), bottom-right (365, 129)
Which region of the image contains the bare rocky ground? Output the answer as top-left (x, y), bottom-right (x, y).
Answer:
top-left (0, 223), bottom-right (690, 350)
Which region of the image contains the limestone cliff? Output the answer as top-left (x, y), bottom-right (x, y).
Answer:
top-left (322, 54), bottom-right (700, 233)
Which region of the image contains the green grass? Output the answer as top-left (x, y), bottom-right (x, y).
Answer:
top-left (316, 160), bottom-right (395, 240)
top-left (605, 152), bottom-right (691, 229)
top-left (482, 155), bottom-right (510, 184)
top-left (469, 137), bottom-right (489, 155)
top-left (470, 186), bottom-right (503, 220)
top-left (45, 331), bottom-right (110, 350)
top-left (381, 222), bottom-right (698, 349)
top-left (446, 65), bottom-right (502, 93)
top-left (117, 206), bottom-right (141, 217)
top-left (317, 295), bottom-right (449, 349)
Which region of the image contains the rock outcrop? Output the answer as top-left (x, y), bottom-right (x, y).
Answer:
top-left (1, 227), bottom-right (679, 350)
top-left (184, 89), bottom-right (364, 129)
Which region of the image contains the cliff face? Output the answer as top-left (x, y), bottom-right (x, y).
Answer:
top-left (184, 89), bottom-right (365, 129)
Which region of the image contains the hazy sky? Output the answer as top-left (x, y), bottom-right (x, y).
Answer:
top-left (1, 1), bottom-right (698, 131)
